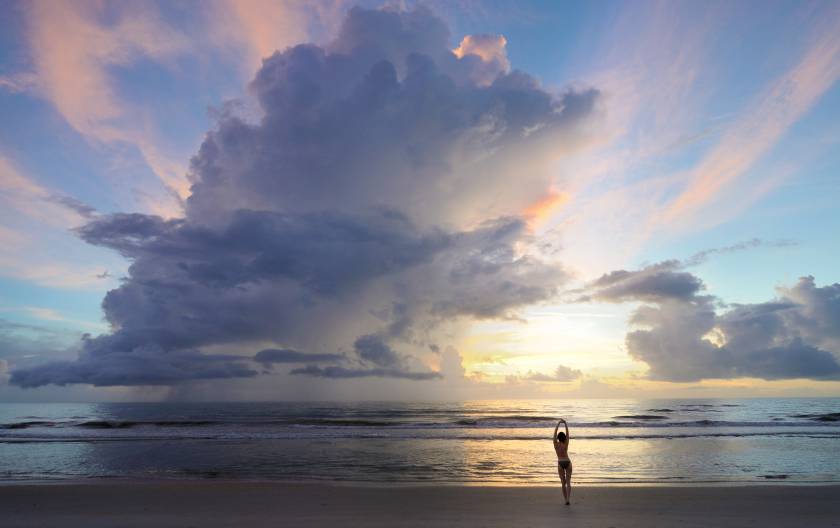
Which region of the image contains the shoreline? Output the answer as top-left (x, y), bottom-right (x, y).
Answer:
top-left (2, 481), bottom-right (840, 527)
top-left (2, 476), bottom-right (840, 487)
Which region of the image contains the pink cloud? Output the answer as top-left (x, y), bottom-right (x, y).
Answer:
top-left (659, 12), bottom-right (840, 229)
top-left (23, 1), bottom-right (192, 215)
top-left (212, 0), bottom-right (344, 75)
top-left (540, 4), bottom-right (840, 275)
top-left (453, 34), bottom-right (510, 86)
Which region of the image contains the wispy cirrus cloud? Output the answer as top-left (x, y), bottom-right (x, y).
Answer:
top-left (658, 7), bottom-right (840, 230)
top-left (0, 72), bottom-right (39, 93)
top-left (0, 155), bottom-right (93, 227)
top-left (539, 3), bottom-right (840, 276)
top-left (22, 0), bottom-right (192, 215)
top-left (211, 0), bottom-right (344, 75)
top-left (15, 1), bottom-right (348, 219)
top-left (0, 155), bottom-right (116, 289)
top-left (532, 2), bottom-right (723, 273)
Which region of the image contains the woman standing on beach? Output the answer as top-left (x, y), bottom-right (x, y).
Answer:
top-left (553, 419), bottom-right (572, 505)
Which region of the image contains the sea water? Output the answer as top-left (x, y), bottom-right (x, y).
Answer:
top-left (1, 399), bottom-right (838, 484)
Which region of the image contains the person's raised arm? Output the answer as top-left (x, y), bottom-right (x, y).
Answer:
top-left (564, 419), bottom-right (570, 443)
top-left (553, 420), bottom-right (561, 443)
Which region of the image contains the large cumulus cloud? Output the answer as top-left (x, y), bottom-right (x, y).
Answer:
top-left (582, 258), bottom-right (840, 381)
top-left (11, 6), bottom-right (598, 388)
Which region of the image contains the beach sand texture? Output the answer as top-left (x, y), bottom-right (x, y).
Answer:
top-left (2, 482), bottom-right (839, 527)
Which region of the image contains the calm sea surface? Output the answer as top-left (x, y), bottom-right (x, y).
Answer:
top-left (1, 399), bottom-right (838, 485)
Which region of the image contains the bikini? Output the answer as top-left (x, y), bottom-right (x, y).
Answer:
top-left (558, 458), bottom-right (571, 469)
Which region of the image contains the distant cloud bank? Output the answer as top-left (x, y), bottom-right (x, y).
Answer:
top-left (578, 252), bottom-right (840, 382)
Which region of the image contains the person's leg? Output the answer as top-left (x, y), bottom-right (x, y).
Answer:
top-left (565, 463), bottom-right (573, 503)
top-left (558, 464), bottom-right (569, 503)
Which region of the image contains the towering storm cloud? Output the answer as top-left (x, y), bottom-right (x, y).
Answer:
top-left (11, 6), bottom-right (598, 388)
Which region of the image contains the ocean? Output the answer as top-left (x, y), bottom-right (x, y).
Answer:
top-left (1, 399), bottom-right (838, 485)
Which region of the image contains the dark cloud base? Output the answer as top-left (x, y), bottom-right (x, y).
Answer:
top-left (11, 345), bottom-right (257, 388)
top-left (254, 348), bottom-right (344, 366)
top-left (290, 365), bottom-right (441, 380)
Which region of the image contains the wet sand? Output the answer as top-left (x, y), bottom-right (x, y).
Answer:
top-left (1, 481), bottom-right (839, 527)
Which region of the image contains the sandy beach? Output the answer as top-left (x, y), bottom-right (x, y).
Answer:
top-left (1, 481), bottom-right (839, 527)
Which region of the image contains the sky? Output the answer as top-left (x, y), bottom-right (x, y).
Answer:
top-left (0, 0), bottom-right (839, 402)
